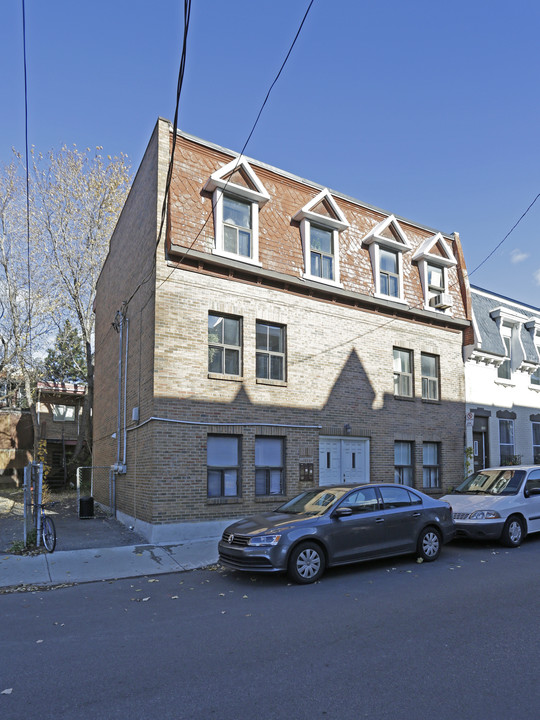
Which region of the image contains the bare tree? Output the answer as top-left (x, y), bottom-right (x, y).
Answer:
top-left (0, 157), bottom-right (55, 443)
top-left (31, 145), bottom-right (131, 463)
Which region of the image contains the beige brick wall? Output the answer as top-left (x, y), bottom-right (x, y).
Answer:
top-left (94, 121), bottom-right (469, 528)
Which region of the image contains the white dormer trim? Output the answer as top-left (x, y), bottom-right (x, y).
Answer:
top-left (361, 215), bottom-right (411, 303)
top-left (490, 307), bottom-right (528, 325)
top-left (294, 189), bottom-right (348, 288)
top-left (204, 157), bottom-right (270, 205)
top-left (205, 158), bottom-right (270, 266)
top-left (361, 214), bottom-right (412, 252)
top-left (412, 232), bottom-right (457, 267)
top-left (413, 233), bottom-right (457, 312)
top-left (293, 188), bottom-right (349, 232)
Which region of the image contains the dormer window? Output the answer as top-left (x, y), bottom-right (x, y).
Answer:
top-left (293, 188), bottom-right (349, 287)
top-left (498, 331), bottom-right (512, 380)
top-left (362, 215), bottom-right (412, 303)
top-left (427, 264), bottom-right (444, 294)
top-left (223, 195), bottom-right (252, 257)
top-left (532, 345), bottom-right (540, 386)
top-left (205, 157), bottom-right (270, 266)
top-left (310, 225), bottom-right (334, 280)
top-left (380, 249), bottom-right (399, 297)
top-left (490, 307), bottom-right (528, 381)
top-left (412, 232), bottom-right (457, 311)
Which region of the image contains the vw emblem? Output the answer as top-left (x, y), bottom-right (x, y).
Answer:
top-left (228, 534), bottom-right (234, 544)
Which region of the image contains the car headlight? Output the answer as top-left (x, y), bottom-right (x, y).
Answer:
top-left (248, 534), bottom-right (281, 547)
top-left (469, 510), bottom-right (501, 520)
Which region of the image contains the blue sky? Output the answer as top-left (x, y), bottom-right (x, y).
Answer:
top-left (2, 0), bottom-right (539, 307)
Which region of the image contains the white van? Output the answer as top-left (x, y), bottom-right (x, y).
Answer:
top-left (441, 466), bottom-right (540, 547)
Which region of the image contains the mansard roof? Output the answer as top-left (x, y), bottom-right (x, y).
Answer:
top-left (471, 286), bottom-right (540, 361)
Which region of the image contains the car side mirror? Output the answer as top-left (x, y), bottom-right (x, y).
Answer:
top-left (333, 506), bottom-right (353, 518)
top-left (526, 487), bottom-right (540, 497)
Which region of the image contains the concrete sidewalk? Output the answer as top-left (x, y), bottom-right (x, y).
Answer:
top-left (0, 538), bottom-right (220, 590)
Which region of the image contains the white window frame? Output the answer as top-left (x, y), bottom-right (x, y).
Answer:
top-left (412, 232), bottom-right (457, 311)
top-left (52, 404), bottom-right (76, 422)
top-left (497, 323), bottom-right (513, 381)
top-left (208, 312), bottom-right (242, 378)
top-left (393, 348), bottom-right (413, 398)
top-left (207, 435), bottom-right (240, 498)
top-left (362, 215), bottom-right (412, 303)
top-left (499, 419), bottom-right (515, 464)
top-left (293, 188), bottom-right (349, 288)
top-left (205, 157), bottom-right (270, 266)
top-left (422, 442), bottom-right (440, 489)
top-left (532, 350), bottom-right (540, 387)
top-left (256, 321), bottom-right (286, 382)
top-left (255, 437), bottom-right (284, 496)
top-left (394, 441), bottom-right (414, 486)
top-left (533, 422), bottom-right (540, 464)
top-left (421, 353), bottom-right (440, 401)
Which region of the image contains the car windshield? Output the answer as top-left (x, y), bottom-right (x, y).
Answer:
top-left (454, 469), bottom-right (525, 496)
top-left (275, 488), bottom-right (349, 516)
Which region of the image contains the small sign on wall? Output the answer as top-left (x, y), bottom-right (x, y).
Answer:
top-left (466, 412), bottom-right (474, 428)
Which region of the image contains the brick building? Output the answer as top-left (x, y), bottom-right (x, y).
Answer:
top-left (36, 381), bottom-right (86, 488)
top-left (93, 118), bottom-right (471, 542)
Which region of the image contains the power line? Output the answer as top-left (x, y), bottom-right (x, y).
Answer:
top-left (22, 0), bottom-right (32, 353)
top-left (467, 192), bottom-right (540, 278)
top-left (123, 0), bottom-right (192, 310)
top-left (125, 0), bottom-right (316, 309)
top-left (167, 0), bottom-right (316, 271)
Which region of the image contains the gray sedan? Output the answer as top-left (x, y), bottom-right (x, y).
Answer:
top-left (218, 483), bottom-right (455, 583)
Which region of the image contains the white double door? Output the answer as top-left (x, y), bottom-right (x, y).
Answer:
top-left (319, 437), bottom-right (370, 486)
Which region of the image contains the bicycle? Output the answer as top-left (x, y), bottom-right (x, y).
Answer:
top-left (37, 502), bottom-right (57, 553)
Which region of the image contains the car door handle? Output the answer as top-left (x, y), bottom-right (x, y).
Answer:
top-left (375, 518), bottom-right (385, 523)
top-left (412, 512), bottom-right (421, 517)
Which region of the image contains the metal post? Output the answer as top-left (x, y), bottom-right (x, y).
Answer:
top-left (35, 462), bottom-right (43, 547)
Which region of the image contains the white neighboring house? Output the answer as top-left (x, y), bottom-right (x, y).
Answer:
top-left (465, 286), bottom-right (540, 473)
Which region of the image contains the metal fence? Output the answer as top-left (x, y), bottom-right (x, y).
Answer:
top-left (76, 466), bottom-right (114, 517)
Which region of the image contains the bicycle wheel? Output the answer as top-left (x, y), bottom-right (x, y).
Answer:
top-left (42, 515), bottom-right (56, 553)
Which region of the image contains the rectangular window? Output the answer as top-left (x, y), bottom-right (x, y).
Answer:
top-left (427, 264), bottom-right (444, 293)
top-left (533, 423), bottom-right (540, 464)
top-left (423, 443), bottom-right (440, 488)
top-left (52, 404), bottom-right (76, 422)
top-left (393, 348), bottom-right (413, 397)
top-left (394, 441), bottom-right (413, 486)
top-left (498, 330), bottom-right (512, 380)
top-left (310, 225), bottom-right (334, 280)
top-left (255, 437), bottom-right (284, 496)
top-left (380, 249), bottom-right (399, 297)
top-left (499, 419), bottom-right (515, 464)
top-left (207, 435), bottom-right (240, 497)
top-left (421, 353), bottom-right (439, 401)
top-left (208, 313), bottom-right (241, 376)
top-left (256, 322), bottom-right (286, 381)
top-left (223, 195), bottom-right (252, 257)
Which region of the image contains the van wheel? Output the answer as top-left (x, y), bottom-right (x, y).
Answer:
top-left (501, 516), bottom-right (525, 547)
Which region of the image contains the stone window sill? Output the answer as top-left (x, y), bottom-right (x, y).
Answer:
top-left (256, 378), bottom-right (287, 387)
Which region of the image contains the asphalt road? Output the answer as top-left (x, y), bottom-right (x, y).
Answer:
top-left (2, 537), bottom-right (540, 720)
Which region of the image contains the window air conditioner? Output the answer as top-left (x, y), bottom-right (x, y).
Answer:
top-left (429, 292), bottom-right (453, 309)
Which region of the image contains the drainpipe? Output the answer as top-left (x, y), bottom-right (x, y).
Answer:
top-left (122, 318), bottom-right (129, 466)
top-left (115, 310), bottom-right (123, 469)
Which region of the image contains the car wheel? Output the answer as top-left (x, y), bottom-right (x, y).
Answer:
top-left (500, 515), bottom-right (525, 548)
top-left (417, 527), bottom-right (441, 562)
top-left (287, 542), bottom-right (325, 584)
